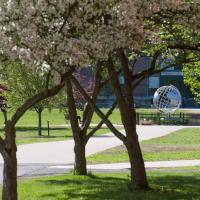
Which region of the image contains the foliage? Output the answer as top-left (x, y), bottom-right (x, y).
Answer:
top-left (0, 1), bottom-right (199, 71)
top-left (0, 0), bottom-right (200, 197)
top-left (183, 62), bottom-right (200, 103)
top-left (0, 61), bottom-right (65, 112)
top-left (73, 69), bottom-right (94, 110)
top-left (0, 83), bottom-right (8, 110)
top-left (1, 172), bottom-right (200, 200)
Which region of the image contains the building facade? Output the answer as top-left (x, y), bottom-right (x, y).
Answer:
top-left (97, 56), bottom-right (199, 108)
top-left (77, 57), bottom-right (199, 108)
top-left (132, 56), bottom-right (199, 108)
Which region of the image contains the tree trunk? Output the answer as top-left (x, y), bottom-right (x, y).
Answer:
top-left (2, 109), bottom-right (7, 124)
top-left (66, 79), bottom-right (87, 175)
top-left (2, 124), bottom-right (17, 200)
top-left (106, 55), bottom-right (149, 190)
top-left (74, 138), bottom-right (87, 175)
top-left (121, 106), bottom-right (149, 190)
top-left (125, 133), bottom-right (149, 190)
top-left (38, 110), bottom-right (42, 136)
top-left (35, 107), bottom-right (43, 136)
top-left (0, 79), bottom-right (66, 200)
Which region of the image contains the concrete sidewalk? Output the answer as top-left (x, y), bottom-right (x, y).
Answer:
top-left (0, 125), bottom-right (199, 182)
top-left (0, 125), bottom-right (185, 164)
top-left (49, 160), bottom-right (200, 170)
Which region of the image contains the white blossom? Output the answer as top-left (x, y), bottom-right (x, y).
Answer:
top-left (0, 0), bottom-right (199, 74)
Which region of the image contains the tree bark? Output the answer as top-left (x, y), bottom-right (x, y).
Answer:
top-left (106, 54), bottom-right (149, 190)
top-left (74, 138), bottom-right (87, 175)
top-left (2, 122), bottom-right (17, 200)
top-left (0, 79), bottom-right (65, 200)
top-left (2, 109), bottom-right (7, 124)
top-left (38, 110), bottom-right (42, 136)
top-left (35, 107), bottom-right (43, 136)
top-left (125, 128), bottom-right (149, 190)
top-left (66, 78), bottom-right (87, 175)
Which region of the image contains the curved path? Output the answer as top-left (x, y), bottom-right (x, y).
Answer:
top-left (0, 125), bottom-right (199, 181)
top-left (0, 125), bottom-right (184, 164)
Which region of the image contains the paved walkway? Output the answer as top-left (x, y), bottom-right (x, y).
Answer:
top-left (0, 125), bottom-right (185, 164)
top-left (0, 125), bottom-right (200, 182)
top-left (49, 160), bottom-right (200, 170)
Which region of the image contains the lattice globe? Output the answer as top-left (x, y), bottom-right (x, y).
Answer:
top-left (153, 85), bottom-right (182, 114)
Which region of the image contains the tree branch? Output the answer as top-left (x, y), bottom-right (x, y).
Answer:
top-left (168, 43), bottom-right (200, 52)
top-left (85, 100), bottom-right (117, 142)
top-left (45, 70), bottom-right (52, 90)
top-left (81, 62), bottom-right (103, 131)
top-left (66, 78), bottom-right (81, 140)
top-left (132, 50), bottom-right (161, 80)
top-left (70, 75), bottom-right (126, 142)
top-left (0, 136), bottom-right (5, 154)
top-left (10, 73), bottom-right (67, 127)
top-left (117, 48), bottom-right (133, 106)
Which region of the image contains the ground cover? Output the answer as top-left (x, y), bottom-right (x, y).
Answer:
top-left (1, 108), bottom-right (199, 127)
top-left (0, 108), bottom-right (120, 145)
top-left (0, 171), bottom-right (199, 200)
top-left (0, 108), bottom-right (122, 126)
top-left (87, 128), bottom-right (200, 164)
top-left (0, 127), bottom-right (110, 145)
top-left (0, 109), bottom-right (199, 145)
top-left (0, 109), bottom-right (66, 126)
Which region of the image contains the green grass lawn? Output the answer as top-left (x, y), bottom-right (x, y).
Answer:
top-left (0, 108), bottom-right (119, 145)
top-left (87, 128), bottom-right (200, 164)
top-left (0, 109), bottom-right (66, 127)
top-left (0, 127), bottom-right (111, 145)
top-left (0, 108), bottom-right (199, 146)
top-left (0, 108), bottom-right (122, 127)
top-left (1, 171), bottom-right (200, 200)
top-left (1, 108), bottom-right (199, 128)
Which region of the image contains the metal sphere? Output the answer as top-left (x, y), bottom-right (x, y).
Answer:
top-left (153, 85), bottom-right (182, 114)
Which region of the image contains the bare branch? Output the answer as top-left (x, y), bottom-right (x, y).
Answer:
top-left (0, 136), bottom-right (5, 153)
top-left (168, 43), bottom-right (200, 52)
top-left (81, 62), bottom-right (103, 131)
top-left (45, 70), bottom-right (52, 90)
top-left (70, 75), bottom-right (126, 142)
top-left (85, 100), bottom-right (117, 142)
top-left (132, 50), bottom-right (161, 80)
top-left (9, 71), bottom-right (70, 127)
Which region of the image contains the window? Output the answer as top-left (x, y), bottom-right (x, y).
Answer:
top-left (149, 77), bottom-right (160, 88)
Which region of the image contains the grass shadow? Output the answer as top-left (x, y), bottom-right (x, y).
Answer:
top-left (34, 174), bottom-right (200, 200)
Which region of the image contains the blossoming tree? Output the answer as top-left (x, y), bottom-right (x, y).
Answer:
top-left (66, 64), bottom-right (117, 175)
top-left (0, 0), bottom-right (200, 199)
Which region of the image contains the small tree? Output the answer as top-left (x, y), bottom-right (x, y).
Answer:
top-left (66, 64), bottom-right (116, 175)
top-left (0, 83), bottom-right (9, 123)
top-left (73, 69), bottom-right (95, 110)
top-left (183, 62), bottom-right (200, 104)
top-left (0, 60), bottom-right (64, 136)
top-left (0, 1), bottom-right (80, 199)
top-left (0, 1), bottom-right (199, 199)
top-left (66, 0), bottom-right (200, 190)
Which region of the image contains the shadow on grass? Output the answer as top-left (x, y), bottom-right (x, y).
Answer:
top-left (17, 135), bottom-right (73, 139)
top-left (16, 127), bottom-right (69, 132)
top-left (36, 174), bottom-right (200, 200)
top-left (0, 126), bottom-right (71, 132)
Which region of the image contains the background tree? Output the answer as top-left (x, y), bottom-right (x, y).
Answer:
top-left (66, 64), bottom-right (117, 175)
top-left (0, 1), bottom-right (200, 199)
top-left (0, 83), bottom-right (9, 123)
top-left (66, 0), bottom-right (200, 190)
top-left (0, 61), bottom-right (64, 136)
top-left (183, 62), bottom-right (200, 103)
top-left (0, 60), bottom-right (65, 200)
top-left (0, 0), bottom-right (82, 198)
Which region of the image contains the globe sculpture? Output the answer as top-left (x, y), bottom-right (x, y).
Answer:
top-left (153, 85), bottom-right (182, 114)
